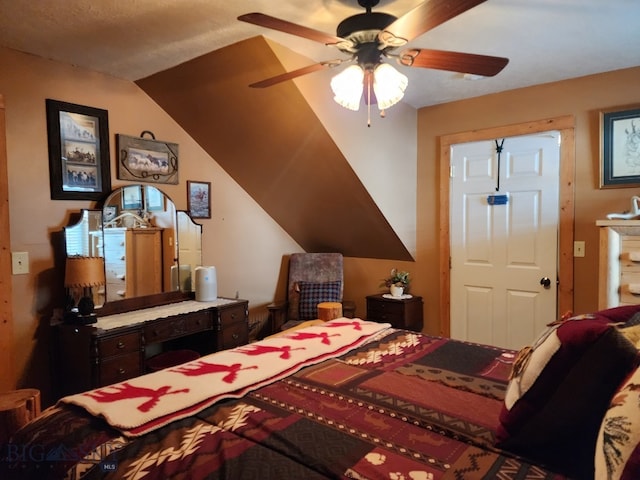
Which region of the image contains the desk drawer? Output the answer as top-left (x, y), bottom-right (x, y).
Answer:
top-left (144, 310), bottom-right (213, 344)
top-left (99, 352), bottom-right (142, 386)
top-left (219, 320), bottom-right (248, 350)
top-left (98, 331), bottom-right (141, 357)
top-left (218, 304), bottom-right (246, 329)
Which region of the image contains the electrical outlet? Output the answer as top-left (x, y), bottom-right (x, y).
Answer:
top-left (574, 241), bottom-right (585, 258)
top-left (11, 251), bottom-right (29, 274)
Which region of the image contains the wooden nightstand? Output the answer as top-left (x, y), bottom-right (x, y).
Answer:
top-left (366, 294), bottom-right (423, 331)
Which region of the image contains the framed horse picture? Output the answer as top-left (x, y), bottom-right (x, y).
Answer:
top-left (116, 132), bottom-right (178, 185)
top-left (46, 99), bottom-right (111, 200)
top-left (187, 181), bottom-right (211, 219)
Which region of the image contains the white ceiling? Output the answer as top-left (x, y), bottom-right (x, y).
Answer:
top-left (0, 0), bottom-right (638, 108)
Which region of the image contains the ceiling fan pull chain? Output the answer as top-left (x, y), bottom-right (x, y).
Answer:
top-left (367, 78), bottom-right (372, 127)
top-left (495, 138), bottom-right (505, 191)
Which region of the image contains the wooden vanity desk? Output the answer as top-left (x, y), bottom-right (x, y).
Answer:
top-left (55, 298), bottom-right (248, 396)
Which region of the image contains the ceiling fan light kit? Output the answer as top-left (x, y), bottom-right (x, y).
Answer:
top-left (239, 0), bottom-right (508, 121)
top-left (372, 63), bottom-right (408, 110)
top-left (330, 65), bottom-right (365, 111)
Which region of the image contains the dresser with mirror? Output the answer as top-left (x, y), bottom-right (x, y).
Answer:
top-left (55, 184), bottom-right (249, 397)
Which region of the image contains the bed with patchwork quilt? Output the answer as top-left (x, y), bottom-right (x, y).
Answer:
top-left (4, 309), bottom-right (640, 480)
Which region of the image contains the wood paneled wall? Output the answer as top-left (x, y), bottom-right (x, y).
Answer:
top-left (0, 94), bottom-right (14, 391)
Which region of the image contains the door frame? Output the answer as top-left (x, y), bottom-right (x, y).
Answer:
top-left (439, 115), bottom-right (575, 337)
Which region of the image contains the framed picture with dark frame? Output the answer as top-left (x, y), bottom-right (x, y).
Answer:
top-left (187, 180), bottom-right (211, 219)
top-left (46, 99), bottom-right (111, 200)
top-left (600, 104), bottom-right (640, 188)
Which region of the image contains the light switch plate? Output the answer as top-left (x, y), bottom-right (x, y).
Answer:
top-left (573, 241), bottom-right (585, 258)
top-left (11, 251), bottom-right (29, 274)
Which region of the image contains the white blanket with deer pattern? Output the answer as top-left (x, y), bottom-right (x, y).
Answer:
top-left (59, 318), bottom-right (390, 437)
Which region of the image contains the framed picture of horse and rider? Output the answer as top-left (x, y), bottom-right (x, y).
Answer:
top-left (187, 180), bottom-right (211, 219)
top-left (46, 99), bottom-right (112, 200)
top-left (600, 104), bottom-right (640, 188)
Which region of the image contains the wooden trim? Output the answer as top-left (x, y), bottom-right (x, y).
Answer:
top-left (439, 116), bottom-right (575, 337)
top-left (0, 94), bottom-right (15, 391)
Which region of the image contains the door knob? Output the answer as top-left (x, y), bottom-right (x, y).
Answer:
top-left (540, 277), bottom-right (551, 289)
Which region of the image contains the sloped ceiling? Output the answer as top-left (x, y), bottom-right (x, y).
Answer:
top-left (137, 36), bottom-right (413, 261)
top-left (1, 1), bottom-right (638, 108)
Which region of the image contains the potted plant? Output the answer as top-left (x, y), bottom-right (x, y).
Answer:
top-left (380, 268), bottom-right (410, 297)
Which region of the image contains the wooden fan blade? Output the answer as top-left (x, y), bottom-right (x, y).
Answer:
top-left (249, 61), bottom-right (340, 88)
top-left (384, 0), bottom-right (487, 43)
top-left (239, 12), bottom-right (346, 46)
top-left (399, 48), bottom-right (508, 77)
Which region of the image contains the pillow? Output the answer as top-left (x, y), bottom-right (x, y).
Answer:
top-left (595, 305), bottom-right (640, 326)
top-left (297, 280), bottom-right (341, 320)
top-left (595, 365), bottom-right (640, 480)
top-left (495, 313), bottom-right (638, 479)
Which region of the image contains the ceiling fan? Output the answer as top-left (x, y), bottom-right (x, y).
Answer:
top-left (238, 0), bottom-right (508, 115)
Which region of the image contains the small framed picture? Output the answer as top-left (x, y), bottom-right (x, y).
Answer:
top-left (103, 205), bottom-right (117, 223)
top-left (122, 185), bottom-right (143, 210)
top-left (145, 185), bottom-right (165, 211)
top-left (600, 104), bottom-right (640, 188)
top-left (46, 99), bottom-right (111, 200)
top-left (187, 181), bottom-right (211, 219)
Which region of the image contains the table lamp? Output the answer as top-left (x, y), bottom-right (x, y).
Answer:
top-left (64, 256), bottom-right (105, 324)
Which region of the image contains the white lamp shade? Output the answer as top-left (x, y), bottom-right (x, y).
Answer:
top-left (373, 63), bottom-right (408, 110)
top-left (330, 65), bottom-right (364, 111)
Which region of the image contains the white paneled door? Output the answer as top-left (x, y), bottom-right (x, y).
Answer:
top-left (450, 132), bottom-right (560, 350)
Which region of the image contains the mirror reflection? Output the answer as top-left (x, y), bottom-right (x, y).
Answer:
top-left (102, 185), bottom-right (177, 303)
top-left (64, 185), bottom-right (203, 309)
top-left (176, 210), bottom-right (202, 292)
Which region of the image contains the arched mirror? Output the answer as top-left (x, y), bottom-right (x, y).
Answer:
top-left (64, 185), bottom-right (202, 310)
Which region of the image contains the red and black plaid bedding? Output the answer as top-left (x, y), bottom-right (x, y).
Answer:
top-left (2, 329), bottom-right (568, 479)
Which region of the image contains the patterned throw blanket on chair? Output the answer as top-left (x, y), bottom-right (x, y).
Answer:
top-left (59, 318), bottom-right (390, 437)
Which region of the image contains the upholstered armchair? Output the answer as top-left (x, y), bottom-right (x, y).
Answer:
top-left (268, 253), bottom-right (355, 333)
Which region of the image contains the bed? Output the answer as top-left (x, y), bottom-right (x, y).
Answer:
top-left (4, 308), bottom-right (640, 480)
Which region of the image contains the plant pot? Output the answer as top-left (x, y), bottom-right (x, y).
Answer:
top-left (390, 285), bottom-right (404, 297)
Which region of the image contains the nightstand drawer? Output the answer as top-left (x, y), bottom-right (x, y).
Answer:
top-left (144, 310), bottom-right (213, 343)
top-left (99, 352), bottom-right (142, 386)
top-left (367, 300), bottom-right (404, 318)
top-left (98, 331), bottom-right (142, 357)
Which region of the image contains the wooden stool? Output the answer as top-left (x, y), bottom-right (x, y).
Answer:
top-left (0, 388), bottom-right (41, 443)
top-left (317, 302), bottom-right (343, 321)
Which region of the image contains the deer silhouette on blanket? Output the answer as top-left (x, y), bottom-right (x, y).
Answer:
top-left (172, 361), bottom-right (259, 383)
top-left (84, 383), bottom-right (190, 412)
